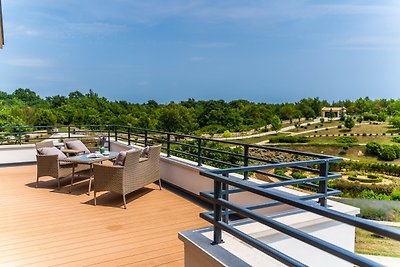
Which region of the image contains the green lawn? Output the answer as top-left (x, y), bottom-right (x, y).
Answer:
top-left (356, 227), bottom-right (400, 257)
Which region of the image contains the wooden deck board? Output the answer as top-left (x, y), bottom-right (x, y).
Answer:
top-left (0, 165), bottom-right (208, 266)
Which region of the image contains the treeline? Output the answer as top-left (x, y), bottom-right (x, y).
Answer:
top-left (1, 88), bottom-right (400, 134)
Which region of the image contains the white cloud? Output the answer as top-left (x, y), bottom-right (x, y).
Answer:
top-left (6, 58), bottom-right (52, 67)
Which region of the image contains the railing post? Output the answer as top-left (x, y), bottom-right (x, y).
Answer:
top-left (107, 125), bottom-right (111, 149)
top-left (222, 174), bottom-right (229, 223)
top-left (243, 145), bottom-right (249, 180)
top-left (18, 127), bottom-right (22, 145)
top-left (197, 138), bottom-right (203, 166)
top-left (212, 180), bottom-right (223, 245)
top-left (144, 130), bottom-right (148, 146)
top-left (318, 160), bottom-right (329, 207)
top-left (68, 126), bottom-right (71, 139)
top-left (127, 127), bottom-right (131, 146)
top-left (167, 133), bottom-right (171, 157)
top-left (114, 126), bottom-right (118, 142)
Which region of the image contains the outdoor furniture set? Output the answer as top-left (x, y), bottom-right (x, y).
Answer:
top-left (35, 139), bottom-right (162, 209)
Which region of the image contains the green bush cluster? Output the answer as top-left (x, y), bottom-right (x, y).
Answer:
top-left (392, 136), bottom-right (400, 143)
top-left (335, 136), bottom-right (358, 144)
top-left (274, 168), bottom-right (289, 177)
top-left (331, 179), bottom-right (399, 200)
top-left (358, 206), bottom-right (387, 220)
top-left (347, 175), bottom-right (382, 183)
top-left (366, 141), bottom-right (400, 161)
top-left (291, 171), bottom-right (306, 179)
top-left (269, 136), bottom-right (310, 143)
top-left (331, 160), bottom-right (400, 177)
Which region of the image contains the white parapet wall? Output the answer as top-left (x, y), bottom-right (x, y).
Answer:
top-left (179, 201), bottom-right (358, 267)
top-left (0, 144), bottom-right (36, 165)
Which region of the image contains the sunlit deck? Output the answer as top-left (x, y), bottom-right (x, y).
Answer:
top-left (0, 165), bottom-right (208, 266)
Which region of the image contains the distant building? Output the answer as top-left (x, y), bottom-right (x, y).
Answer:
top-left (321, 107), bottom-right (346, 118)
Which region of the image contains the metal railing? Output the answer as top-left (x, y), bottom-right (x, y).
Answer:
top-left (199, 164), bottom-right (400, 267)
top-left (1, 124), bottom-right (338, 185)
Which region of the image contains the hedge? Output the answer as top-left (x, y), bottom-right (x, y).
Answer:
top-left (331, 160), bottom-right (400, 177)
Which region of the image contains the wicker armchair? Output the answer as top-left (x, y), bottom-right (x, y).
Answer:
top-left (35, 140), bottom-right (91, 190)
top-left (35, 141), bottom-right (74, 190)
top-left (93, 145), bottom-right (162, 209)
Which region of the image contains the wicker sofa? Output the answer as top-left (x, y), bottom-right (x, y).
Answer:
top-left (93, 145), bottom-right (162, 209)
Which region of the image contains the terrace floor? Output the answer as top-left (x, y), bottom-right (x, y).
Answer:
top-left (0, 165), bottom-right (208, 266)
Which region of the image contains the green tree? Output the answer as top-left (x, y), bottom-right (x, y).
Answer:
top-left (270, 115), bottom-right (282, 132)
top-left (157, 104), bottom-right (196, 133)
top-left (390, 116), bottom-right (400, 129)
top-left (33, 108), bottom-right (57, 126)
top-left (344, 117), bottom-right (355, 130)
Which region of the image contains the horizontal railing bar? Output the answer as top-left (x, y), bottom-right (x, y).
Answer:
top-left (199, 155), bottom-right (240, 168)
top-left (210, 198), bottom-right (383, 267)
top-left (201, 172), bottom-right (400, 241)
top-left (208, 158), bottom-right (341, 175)
top-left (201, 190), bottom-right (341, 214)
top-left (200, 212), bottom-right (307, 267)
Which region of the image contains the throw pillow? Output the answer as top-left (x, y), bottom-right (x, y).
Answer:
top-left (114, 148), bottom-right (139, 166)
top-left (38, 147), bottom-right (67, 160)
top-left (65, 140), bottom-right (90, 154)
top-left (114, 150), bottom-right (127, 166)
top-left (140, 146), bottom-right (150, 158)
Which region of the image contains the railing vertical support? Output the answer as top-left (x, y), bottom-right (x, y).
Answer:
top-left (144, 130), bottom-right (148, 146)
top-left (68, 126), bottom-right (71, 139)
top-left (318, 160), bottom-right (329, 207)
top-left (222, 173), bottom-right (229, 224)
top-left (127, 127), bottom-right (131, 146)
top-left (18, 127), bottom-right (22, 145)
top-left (167, 133), bottom-right (171, 157)
top-left (212, 180), bottom-right (223, 245)
top-left (114, 126), bottom-right (118, 142)
top-left (197, 138), bottom-right (203, 166)
top-left (107, 125), bottom-right (111, 149)
top-left (243, 145), bottom-right (249, 180)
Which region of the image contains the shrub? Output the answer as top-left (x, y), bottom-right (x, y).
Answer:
top-left (338, 124), bottom-right (342, 129)
top-left (269, 136), bottom-right (310, 143)
top-left (392, 136), bottom-right (400, 143)
top-left (365, 142), bottom-right (381, 155)
top-left (291, 171), bottom-right (306, 179)
top-left (362, 133), bottom-right (367, 136)
top-left (315, 125), bottom-right (318, 128)
top-left (222, 130), bottom-right (232, 138)
top-left (344, 117), bottom-right (355, 130)
top-left (379, 145), bottom-right (397, 161)
top-left (348, 175), bottom-right (382, 183)
top-left (336, 136), bottom-right (358, 144)
top-left (391, 190), bottom-right (400, 201)
top-left (358, 206), bottom-right (387, 221)
top-left (274, 168), bottom-right (288, 177)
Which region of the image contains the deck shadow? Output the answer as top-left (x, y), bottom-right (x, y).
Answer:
top-left (82, 187), bottom-right (155, 208)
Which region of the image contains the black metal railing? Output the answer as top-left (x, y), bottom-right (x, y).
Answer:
top-left (199, 164), bottom-right (400, 267)
top-left (1, 124), bottom-right (338, 184)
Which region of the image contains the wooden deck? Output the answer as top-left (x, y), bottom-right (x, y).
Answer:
top-left (0, 165), bottom-right (208, 266)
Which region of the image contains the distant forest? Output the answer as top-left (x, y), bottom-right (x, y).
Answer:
top-left (1, 88), bottom-right (400, 134)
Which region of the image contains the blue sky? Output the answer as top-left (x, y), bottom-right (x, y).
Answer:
top-left (1, 0), bottom-right (400, 103)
